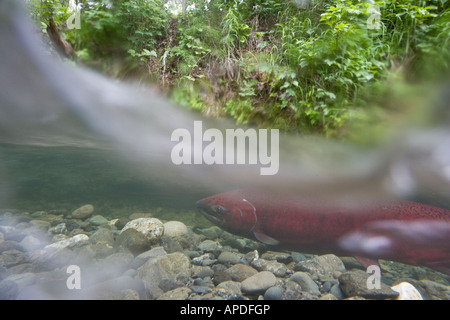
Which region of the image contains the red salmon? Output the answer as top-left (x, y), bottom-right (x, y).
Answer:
top-left (196, 189), bottom-right (450, 274)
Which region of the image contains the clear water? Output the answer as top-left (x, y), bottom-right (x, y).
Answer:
top-left (1, 0), bottom-right (450, 297)
top-left (0, 143), bottom-right (212, 227)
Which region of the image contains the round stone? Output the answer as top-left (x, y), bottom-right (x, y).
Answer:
top-left (71, 204), bottom-right (94, 220)
top-left (241, 271), bottom-right (277, 295)
top-left (163, 221), bottom-right (188, 237)
top-left (121, 218), bottom-right (164, 244)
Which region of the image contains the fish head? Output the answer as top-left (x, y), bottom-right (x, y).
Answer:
top-left (196, 192), bottom-right (258, 236)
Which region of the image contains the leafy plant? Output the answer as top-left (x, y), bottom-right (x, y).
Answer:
top-left (30, 0), bottom-right (450, 137)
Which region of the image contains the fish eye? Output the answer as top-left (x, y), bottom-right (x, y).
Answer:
top-left (212, 205), bottom-right (227, 214)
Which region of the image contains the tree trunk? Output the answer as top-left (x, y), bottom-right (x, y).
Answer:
top-left (46, 18), bottom-right (75, 58)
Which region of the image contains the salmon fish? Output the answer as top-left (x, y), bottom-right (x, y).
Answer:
top-left (196, 189), bottom-right (450, 274)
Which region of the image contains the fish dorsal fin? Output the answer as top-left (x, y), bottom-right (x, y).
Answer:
top-left (254, 231), bottom-right (280, 246)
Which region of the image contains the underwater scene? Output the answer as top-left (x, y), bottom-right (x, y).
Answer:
top-left (1, 143), bottom-right (450, 300)
top-left (1, 0), bottom-right (450, 301)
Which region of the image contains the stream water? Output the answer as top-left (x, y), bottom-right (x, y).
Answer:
top-left (1, 0), bottom-right (450, 299)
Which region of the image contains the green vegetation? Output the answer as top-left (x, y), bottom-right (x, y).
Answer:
top-left (28, 0), bottom-right (450, 137)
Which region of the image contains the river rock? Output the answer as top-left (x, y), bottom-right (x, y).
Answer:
top-left (121, 218), bottom-right (164, 244)
top-left (157, 287), bottom-right (191, 300)
top-left (116, 229), bottom-right (150, 254)
top-left (113, 217), bottom-right (129, 230)
top-left (338, 270), bottom-right (399, 299)
top-left (251, 258), bottom-right (288, 277)
top-left (88, 239), bottom-right (116, 259)
top-left (261, 251), bottom-right (292, 264)
top-left (225, 264), bottom-right (258, 282)
top-left (391, 282), bottom-right (423, 300)
top-left (264, 286), bottom-right (283, 300)
top-left (241, 271), bottom-right (277, 295)
top-left (37, 214), bottom-right (64, 226)
top-left (28, 220), bottom-right (51, 233)
top-left (85, 274), bottom-right (145, 299)
top-left (213, 270), bottom-right (232, 285)
top-left (44, 234), bottom-right (89, 250)
top-left (282, 281), bottom-right (319, 300)
top-left (20, 235), bottom-right (45, 252)
top-left (197, 240), bottom-right (221, 253)
top-left (288, 272), bottom-right (321, 295)
top-left (48, 223), bottom-right (67, 235)
top-left (0, 240), bottom-right (24, 253)
top-left (192, 253), bottom-right (216, 266)
top-left (196, 226), bottom-right (221, 240)
top-left (31, 247), bottom-right (77, 272)
top-left (330, 283), bottom-right (345, 299)
top-left (137, 252), bottom-right (191, 299)
top-left (88, 215), bottom-right (109, 226)
top-left (192, 265), bottom-right (214, 279)
top-left (163, 221), bottom-right (188, 237)
top-left (159, 278), bottom-right (184, 292)
top-left (90, 228), bottom-right (115, 246)
top-left (218, 251), bottom-right (242, 265)
top-left (217, 280), bottom-right (242, 297)
top-left (320, 293), bottom-right (339, 300)
top-left (414, 279), bottom-right (450, 300)
top-left (91, 252), bottom-right (136, 283)
top-left (71, 204), bottom-right (94, 220)
top-left (294, 254), bottom-right (346, 279)
top-left (0, 249), bottom-right (26, 268)
top-left (132, 246), bottom-right (167, 268)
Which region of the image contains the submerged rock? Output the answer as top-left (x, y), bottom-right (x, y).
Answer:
top-left (20, 234), bottom-right (45, 252)
top-left (116, 229), bottom-right (150, 254)
top-left (88, 215), bottom-right (109, 226)
top-left (288, 272), bottom-right (321, 296)
top-left (48, 223), bottom-right (67, 236)
top-left (241, 271), bottom-right (276, 295)
top-left (264, 286), bottom-right (283, 300)
top-left (294, 254), bottom-right (346, 279)
top-left (197, 240), bottom-right (221, 253)
top-left (121, 218), bottom-right (164, 244)
top-left (163, 221), bottom-right (188, 237)
top-left (44, 234), bottom-right (89, 250)
top-left (137, 251), bottom-right (191, 299)
top-left (158, 286), bottom-right (191, 300)
top-left (225, 264), bottom-right (258, 282)
top-left (132, 246), bottom-right (167, 268)
top-left (0, 249), bottom-right (26, 268)
top-left (391, 282), bottom-right (423, 300)
top-left (71, 204), bottom-right (94, 220)
top-left (217, 251), bottom-right (242, 265)
top-left (251, 258), bottom-right (288, 277)
top-left (414, 279), bottom-right (450, 300)
top-left (338, 270), bottom-right (399, 300)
